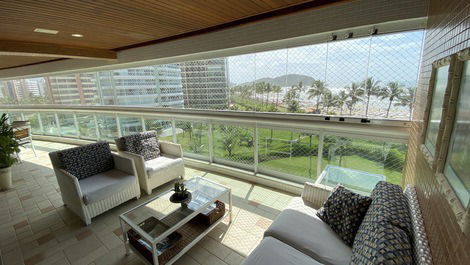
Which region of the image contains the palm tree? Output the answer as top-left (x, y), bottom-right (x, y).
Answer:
top-left (322, 92), bottom-right (339, 113)
top-left (361, 77), bottom-right (381, 117)
top-left (380, 82), bottom-right (404, 118)
top-left (308, 80), bottom-right (329, 112)
top-left (272, 85), bottom-right (282, 109)
top-left (265, 83), bottom-right (272, 107)
top-left (345, 82), bottom-right (364, 115)
top-left (395, 87), bottom-right (415, 118)
top-left (336, 90), bottom-right (348, 115)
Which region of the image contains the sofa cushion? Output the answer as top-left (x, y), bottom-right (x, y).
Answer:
top-left (350, 221), bottom-right (413, 265)
top-left (79, 169), bottom-right (136, 205)
top-left (58, 142), bottom-right (114, 180)
top-left (317, 185), bottom-right (372, 246)
top-left (369, 181), bottom-right (412, 236)
top-left (145, 155), bottom-right (184, 178)
top-left (350, 181), bottom-right (413, 265)
top-left (138, 137), bottom-right (160, 161)
top-left (242, 237), bottom-right (323, 265)
top-left (264, 197), bottom-right (352, 265)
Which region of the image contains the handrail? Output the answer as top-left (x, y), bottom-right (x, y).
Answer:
top-left (0, 105), bottom-right (409, 142)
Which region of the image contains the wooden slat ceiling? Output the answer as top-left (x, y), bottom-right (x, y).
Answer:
top-left (0, 0), bottom-right (346, 70)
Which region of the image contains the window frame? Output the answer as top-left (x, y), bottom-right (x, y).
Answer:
top-left (435, 48), bottom-right (470, 236)
top-left (420, 56), bottom-right (454, 169)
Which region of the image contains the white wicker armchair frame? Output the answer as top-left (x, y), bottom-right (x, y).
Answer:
top-left (49, 152), bottom-right (140, 225)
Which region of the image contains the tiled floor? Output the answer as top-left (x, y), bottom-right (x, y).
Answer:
top-left (0, 141), bottom-right (295, 265)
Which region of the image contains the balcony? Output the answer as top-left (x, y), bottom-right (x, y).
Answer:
top-left (0, 105), bottom-right (409, 265)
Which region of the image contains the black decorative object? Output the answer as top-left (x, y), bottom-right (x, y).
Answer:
top-left (169, 182), bottom-right (192, 205)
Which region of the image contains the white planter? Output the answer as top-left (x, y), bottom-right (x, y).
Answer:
top-left (0, 167), bottom-right (12, 190)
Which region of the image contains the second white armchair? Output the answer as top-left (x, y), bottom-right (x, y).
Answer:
top-left (115, 131), bottom-right (185, 195)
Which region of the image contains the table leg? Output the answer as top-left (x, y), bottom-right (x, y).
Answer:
top-left (229, 189), bottom-right (233, 224)
top-left (120, 218), bottom-right (130, 255)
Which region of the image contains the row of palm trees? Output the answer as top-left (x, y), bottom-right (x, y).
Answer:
top-left (231, 77), bottom-right (415, 117)
top-left (306, 77), bottom-right (415, 117)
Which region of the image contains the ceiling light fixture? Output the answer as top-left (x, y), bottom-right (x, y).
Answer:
top-left (34, 28), bottom-right (59, 34)
top-left (71, 34), bottom-right (84, 38)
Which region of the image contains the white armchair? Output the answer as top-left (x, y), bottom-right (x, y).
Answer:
top-left (115, 132), bottom-right (185, 195)
top-left (49, 142), bottom-right (140, 225)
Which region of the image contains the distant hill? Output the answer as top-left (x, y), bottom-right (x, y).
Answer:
top-left (239, 74), bottom-right (315, 87)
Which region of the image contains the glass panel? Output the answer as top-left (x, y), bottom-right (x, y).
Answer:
top-left (213, 124), bottom-right (254, 166)
top-left (258, 128), bottom-right (319, 180)
top-left (444, 61), bottom-right (470, 208)
top-left (1, 30), bottom-right (424, 120)
top-left (96, 114), bottom-right (118, 141)
top-left (424, 65), bottom-right (449, 155)
top-left (58, 113), bottom-right (77, 137)
top-left (23, 113), bottom-right (41, 134)
top-left (175, 120), bottom-right (209, 157)
top-left (144, 118), bottom-right (173, 142)
top-left (119, 116), bottom-right (143, 136)
top-left (39, 113), bottom-right (59, 136)
top-left (322, 136), bottom-right (406, 186)
top-left (6, 112), bottom-right (22, 122)
top-left (76, 113), bottom-right (97, 140)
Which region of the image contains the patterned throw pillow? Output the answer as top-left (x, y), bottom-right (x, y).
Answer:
top-left (317, 185), bottom-right (372, 246)
top-left (117, 132), bottom-right (160, 160)
top-left (138, 137), bottom-right (160, 161)
top-left (58, 142), bottom-right (114, 180)
top-left (350, 181), bottom-right (414, 265)
top-left (351, 220), bottom-right (413, 265)
top-left (369, 181), bottom-right (412, 235)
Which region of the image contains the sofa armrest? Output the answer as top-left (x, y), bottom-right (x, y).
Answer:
top-left (301, 182), bottom-right (333, 209)
top-left (112, 153), bottom-right (137, 176)
top-left (159, 141), bottom-right (183, 157)
top-left (56, 168), bottom-right (84, 202)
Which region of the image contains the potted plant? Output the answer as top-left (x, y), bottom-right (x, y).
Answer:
top-left (0, 113), bottom-right (19, 190)
top-left (169, 182), bottom-right (191, 204)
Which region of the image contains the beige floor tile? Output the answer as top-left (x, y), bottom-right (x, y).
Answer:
top-left (2, 141), bottom-right (296, 265)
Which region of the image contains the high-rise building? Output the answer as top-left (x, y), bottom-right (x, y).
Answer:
top-left (45, 73), bottom-right (99, 105)
top-left (97, 65), bottom-right (184, 107)
top-left (0, 79), bottom-right (42, 103)
top-left (180, 58), bottom-right (229, 109)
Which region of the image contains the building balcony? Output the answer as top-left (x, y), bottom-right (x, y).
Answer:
top-left (0, 105), bottom-right (410, 265)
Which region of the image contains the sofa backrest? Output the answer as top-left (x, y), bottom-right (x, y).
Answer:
top-left (404, 185), bottom-right (433, 265)
top-left (50, 142), bottom-right (114, 180)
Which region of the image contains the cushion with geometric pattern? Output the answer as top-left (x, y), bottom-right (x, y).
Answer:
top-left (317, 185), bottom-right (372, 246)
top-left (350, 181), bottom-right (413, 264)
top-left (351, 220), bottom-right (413, 265)
top-left (58, 142), bottom-right (114, 180)
top-left (138, 137), bottom-right (160, 161)
top-left (369, 181), bottom-right (413, 236)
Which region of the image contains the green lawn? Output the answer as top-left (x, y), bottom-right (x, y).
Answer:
top-left (169, 121), bottom-right (404, 186)
top-left (259, 155), bottom-right (402, 185)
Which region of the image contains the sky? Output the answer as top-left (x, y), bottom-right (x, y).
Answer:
top-left (227, 30), bottom-right (424, 89)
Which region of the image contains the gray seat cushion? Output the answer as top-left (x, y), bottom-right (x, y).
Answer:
top-left (79, 169), bottom-right (136, 205)
top-left (242, 237), bottom-right (322, 265)
top-left (264, 197), bottom-right (352, 265)
top-left (145, 155), bottom-right (184, 178)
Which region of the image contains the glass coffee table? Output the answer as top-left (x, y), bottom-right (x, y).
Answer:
top-left (316, 165), bottom-right (386, 195)
top-left (119, 177), bottom-right (232, 265)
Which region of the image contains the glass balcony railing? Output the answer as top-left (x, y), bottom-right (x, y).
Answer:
top-left (2, 106), bottom-right (408, 186)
